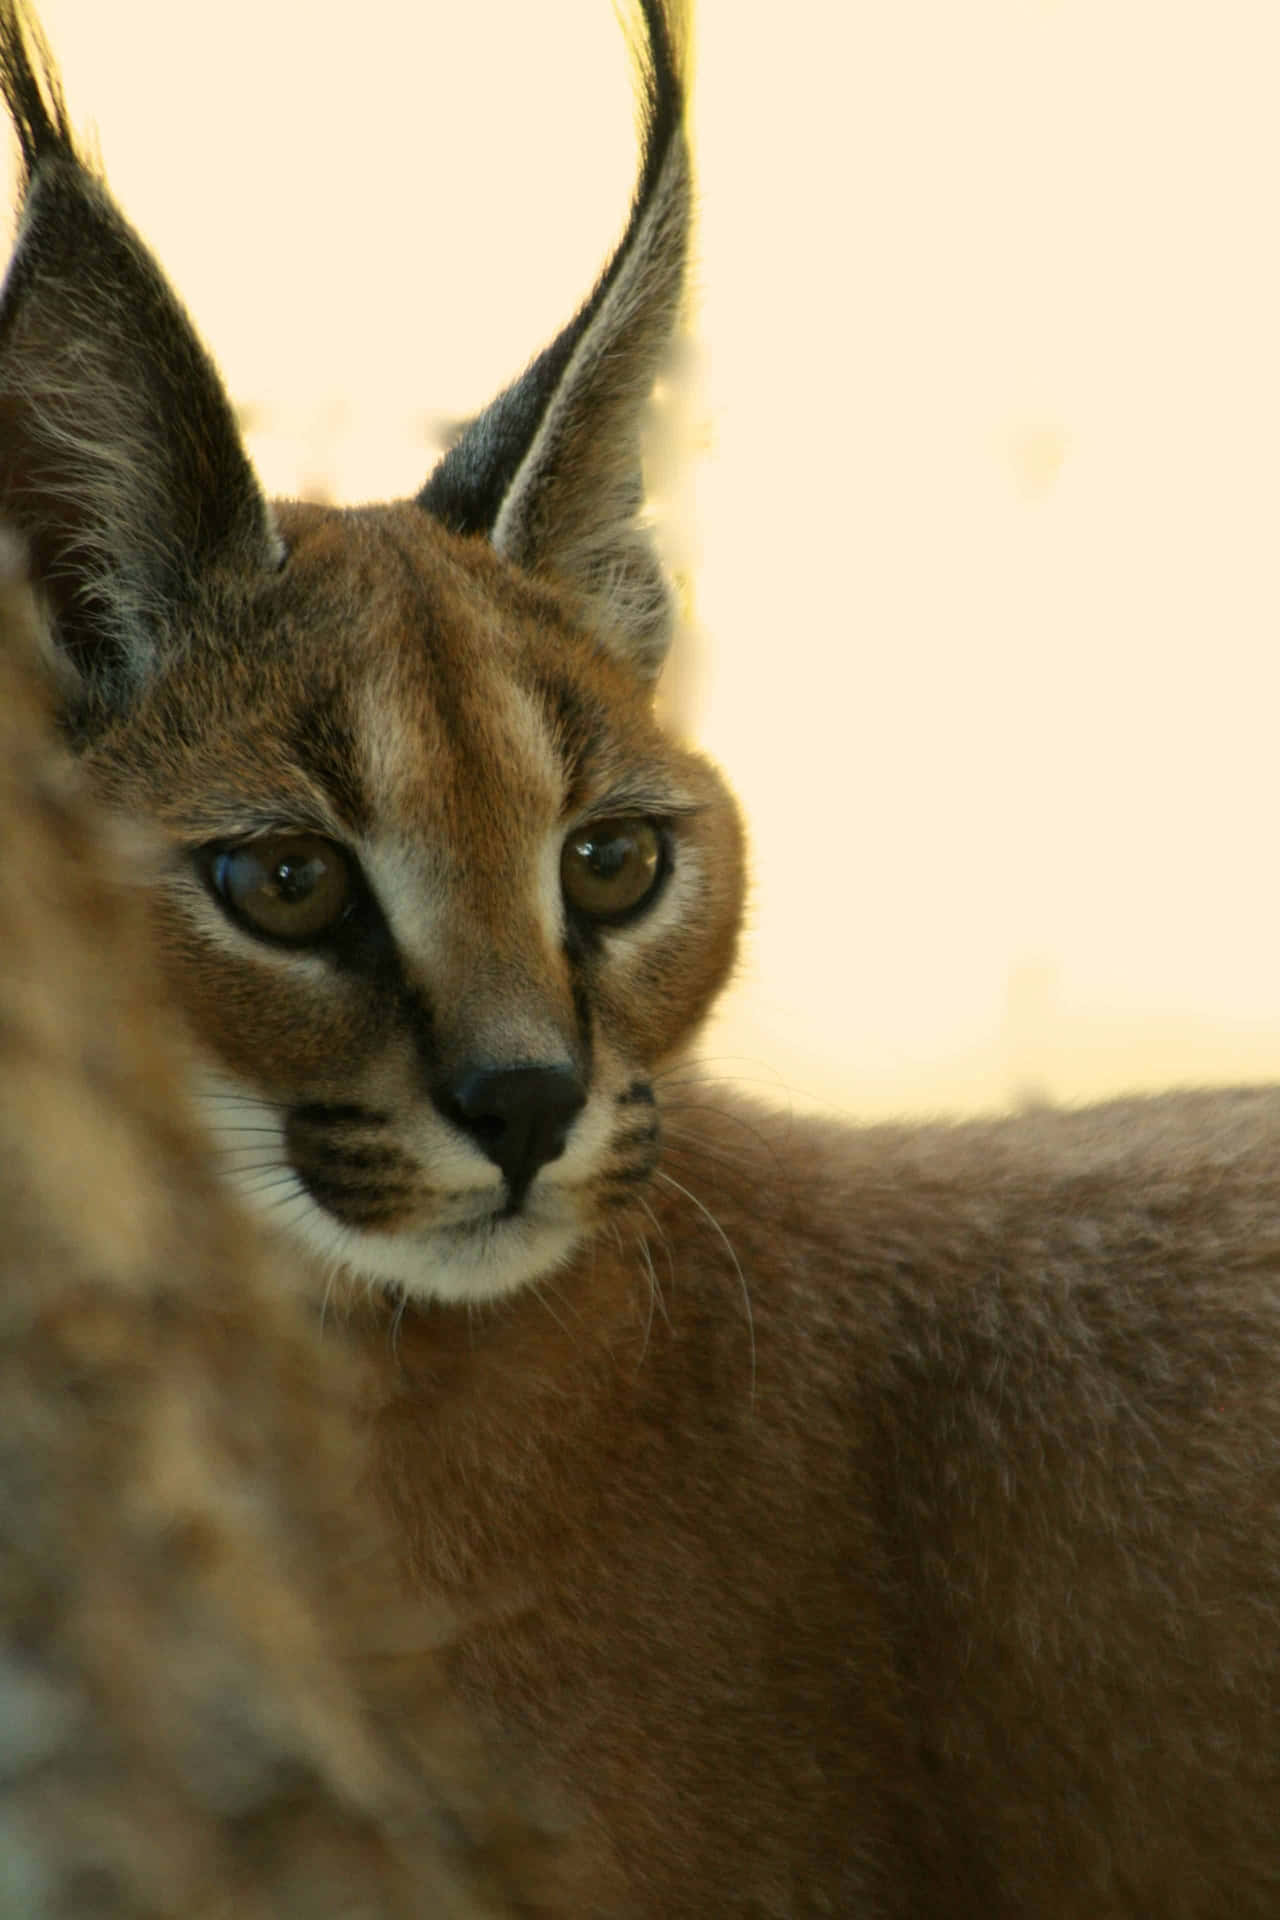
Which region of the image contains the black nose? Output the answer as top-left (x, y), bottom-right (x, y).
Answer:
top-left (437, 1063), bottom-right (586, 1207)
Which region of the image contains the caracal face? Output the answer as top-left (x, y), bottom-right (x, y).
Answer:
top-left (87, 500), bottom-right (743, 1303)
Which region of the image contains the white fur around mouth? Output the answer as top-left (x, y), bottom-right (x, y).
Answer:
top-left (292, 1199), bottom-right (585, 1305)
top-left (195, 1072), bottom-right (588, 1304)
top-left (245, 1161), bottom-right (585, 1303)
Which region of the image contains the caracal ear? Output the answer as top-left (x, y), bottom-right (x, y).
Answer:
top-left (418, 0), bottom-right (690, 682)
top-left (0, 4), bottom-right (282, 717)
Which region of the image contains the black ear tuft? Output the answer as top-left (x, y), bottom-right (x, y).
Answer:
top-left (418, 1), bottom-right (690, 681)
top-left (0, 2), bottom-right (281, 714)
top-left (0, 0), bottom-right (71, 178)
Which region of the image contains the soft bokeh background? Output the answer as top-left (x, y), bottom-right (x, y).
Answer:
top-left (6, 0), bottom-right (1280, 1118)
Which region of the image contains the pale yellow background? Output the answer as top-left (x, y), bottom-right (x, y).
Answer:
top-left (6, 0), bottom-right (1280, 1119)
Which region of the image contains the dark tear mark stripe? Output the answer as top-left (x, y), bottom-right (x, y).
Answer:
top-left (534, 668), bottom-right (609, 794)
top-left (288, 686), bottom-right (371, 834)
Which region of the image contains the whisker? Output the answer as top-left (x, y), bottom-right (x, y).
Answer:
top-left (194, 1094), bottom-right (279, 1113)
top-left (528, 1279), bottom-right (575, 1342)
top-left (654, 1055), bottom-right (798, 1094)
top-left (654, 1169), bottom-right (755, 1402)
top-left (633, 1228), bottom-right (672, 1373)
top-left (196, 1091), bottom-right (277, 1108)
top-left (319, 1259), bottom-right (340, 1333)
top-left (388, 1287), bottom-right (409, 1355)
top-left (212, 1151), bottom-right (291, 1172)
top-left (636, 1196), bottom-right (676, 1305)
top-left (540, 1271), bottom-right (588, 1334)
top-left (659, 1103), bottom-right (788, 1159)
top-left (235, 1170), bottom-right (298, 1198)
top-left (263, 1177), bottom-right (311, 1215)
top-left (634, 1234), bottom-right (657, 1371)
top-left (202, 1123), bottom-right (284, 1139)
top-left (659, 1125), bottom-right (764, 1177)
top-left (225, 1167), bottom-right (296, 1191)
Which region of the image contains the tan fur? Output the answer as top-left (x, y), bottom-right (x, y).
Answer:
top-left (0, 555), bottom-right (581, 1915)
top-left (6, 3), bottom-right (1280, 1913)
top-left (74, 499), bottom-right (745, 1302)
top-left (345, 1085), bottom-right (1280, 1914)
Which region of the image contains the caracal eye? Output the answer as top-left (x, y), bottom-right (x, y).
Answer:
top-left (561, 817), bottom-right (663, 921)
top-left (209, 833), bottom-right (354, 945)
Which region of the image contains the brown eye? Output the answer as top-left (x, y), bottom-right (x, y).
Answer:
top-left (561, 817), bottom-right (663, 921)
top-left (209, 833), bottom-right (354, 945)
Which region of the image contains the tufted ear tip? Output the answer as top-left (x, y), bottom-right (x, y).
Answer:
top-left (0, 2), bottom-right (280, 716)
top-left (418, 1), bottom-right (691, 682)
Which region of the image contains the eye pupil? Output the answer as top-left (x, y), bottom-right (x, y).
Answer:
top-left (275, 855), bottom-right (320, 902)
top-left (207, 833), bottom-right (354, 945)
top-left (561, 817), bottom-right (663, 921)
top-left (587, 840), bottom-right (627, 880)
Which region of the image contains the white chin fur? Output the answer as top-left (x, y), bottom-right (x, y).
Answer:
top-left (193, 1073), bottom-right (587, 1304)
top-left (281, 1186), bottom-right (585, 1305)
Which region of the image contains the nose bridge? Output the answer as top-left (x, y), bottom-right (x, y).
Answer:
top-left (419, 880), bottom-right (589, 1206)
top-left (371, 651), bottom-right (578, 1070)
top-left (429, 872), bottom-right (581, 1076)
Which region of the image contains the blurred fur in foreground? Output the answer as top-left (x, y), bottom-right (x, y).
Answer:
top-left (0, 547), bottom-right (559, 1917)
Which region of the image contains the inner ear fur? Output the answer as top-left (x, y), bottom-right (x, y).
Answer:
top-left (417, 0), bottom-right (690, 683)
top-left (0, 3), bottom-right (280, 712)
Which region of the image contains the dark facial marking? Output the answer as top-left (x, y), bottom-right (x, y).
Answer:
top-left (533, 669), bottom-right (609, 795)
top-left (289, 1102), bottom-right (391, 1130)
top-left (287, 686), bottom-right (371, 834)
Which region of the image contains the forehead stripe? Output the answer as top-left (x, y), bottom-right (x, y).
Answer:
top-left (287, 686), bottom-right (370, 833)
top-left (533, 669), bottom-right (608, 792)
